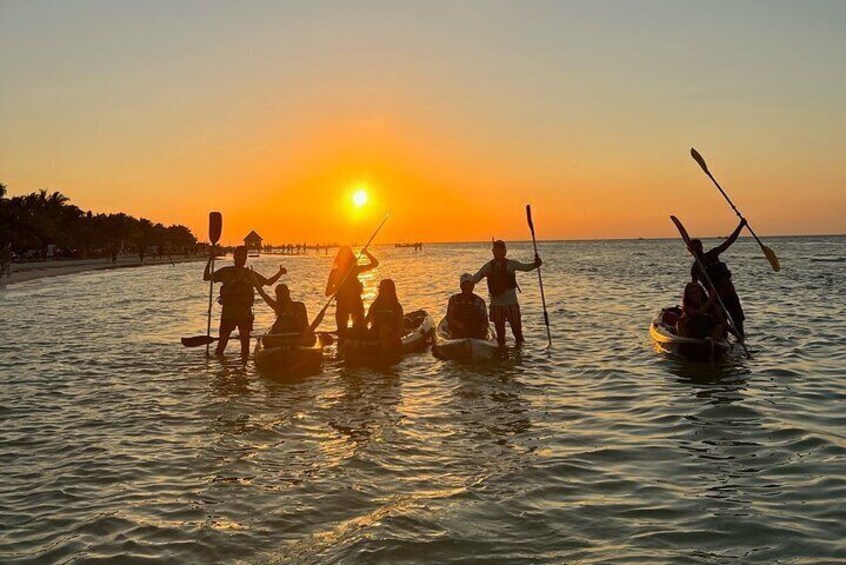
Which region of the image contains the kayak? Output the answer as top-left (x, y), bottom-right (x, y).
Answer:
top-left (650, 306), bottom-right (731, 362)
top-left (432, 317), bottom-right (499, 362)
top-left (341, 309), bottom-right (435, 367)
top-left (254, 334), bottom-right (323, 377)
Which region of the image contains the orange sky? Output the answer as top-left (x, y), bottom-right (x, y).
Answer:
top-left (2, 2), bottom-right (844, 243)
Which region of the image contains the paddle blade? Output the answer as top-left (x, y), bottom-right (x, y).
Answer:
top-left (182, 335), bottom-right (218, 348)
top-left (209, 212), bottom-right (223, 245)
top-left (526, 204), bottom-right (534, 232)
top-left (762, 244), bottom-right (781, 272)
top-left (690, 147), bottom-right (709, 174)
top-left (670, 215), bottom-right (693, 250)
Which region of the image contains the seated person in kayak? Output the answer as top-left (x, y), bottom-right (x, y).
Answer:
top-left (251, 273), bottom-right (313, 347)
top-left (365, 279), bottom-right (404, 348)
top-left (203, 245), bottom-right (286, 359)
top-left (471, 239), bottom-right (542, 347)
top-left (446, 273), bottom-right (489, 339)
top-left (689, 218), bottom-right (747, 338)
top-left (676, 282), bottom-right (725, 341)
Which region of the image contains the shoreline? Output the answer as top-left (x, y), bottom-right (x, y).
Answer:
top-left (1, 255), bottom-right (208, 287)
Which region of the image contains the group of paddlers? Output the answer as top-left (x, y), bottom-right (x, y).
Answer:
top-left (676, 218), bottom-right (748, 342)
top-left (203, 239), bottom-right (542, 359)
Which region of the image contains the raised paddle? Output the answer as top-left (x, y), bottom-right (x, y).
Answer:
top-left (307, 212), bottom-right (390, 333)
top-left (690, 147), bottom-right (780, 272)
top-left (526, 205), bottom-right (552, 348)
top-left (670, 215), bottom-right (752, 359)
top-left (205, 211), bottom-right (223, 357)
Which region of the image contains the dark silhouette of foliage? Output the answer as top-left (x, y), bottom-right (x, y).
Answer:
top-left (0, 184), bottom-right (198, 260)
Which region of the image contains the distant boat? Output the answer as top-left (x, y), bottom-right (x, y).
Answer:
top-left (248, 249), bottom-right (260, 258)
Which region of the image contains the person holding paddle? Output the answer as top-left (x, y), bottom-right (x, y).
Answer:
top-left (688, 218), bottom-right (747, 338)
top-left (203, 245), bottom-right (286, 358)
top-left (471, 239), bottom-right (542, 347)
top-left (325, 246), bottom-right (379, 337)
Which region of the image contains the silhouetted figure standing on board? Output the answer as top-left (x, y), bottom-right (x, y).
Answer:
top-left (689, 218), bottom-right (747, 338)
top-left (204, 245), bottom-right (285, 359)
top-left (446, 273), bottom-right (489, 339)
top-left (326, 246), bottom-right (379, 338)
top-left (471, 240), bottom-right (541, 347)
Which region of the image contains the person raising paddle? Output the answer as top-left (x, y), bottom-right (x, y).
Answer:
top-left (471, 239), bottom-right (541, 347)
top-left (203, 245), bottom-right (286, 359)
top-left (326, 246), bottom-right (379, 338)
top-left (688, 218), bottom-right (747, 338)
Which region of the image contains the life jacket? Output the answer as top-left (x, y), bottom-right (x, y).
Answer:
top-left (486, 259), bottom-right (517, 297)
top-left (218, 268), bottom-right (254, 310)
top-left (371, 301), bottom-right (402, 332)
top-left (451, 294), bottom-right (486, 328)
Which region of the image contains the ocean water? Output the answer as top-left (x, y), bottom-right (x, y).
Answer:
top-left (1, 237), bottom-right (844, 564)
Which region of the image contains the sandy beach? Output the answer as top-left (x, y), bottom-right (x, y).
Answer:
top-left (1, 255), bottom-right (207, 286)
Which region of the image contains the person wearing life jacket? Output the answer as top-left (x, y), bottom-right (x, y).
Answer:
top-left (365, 279), bottom-right (404, 349)
top-left (326, 246), bottom-right (379, 338)
top-left (203, 245), bottom-right (286, 358)
top-left (251, 275), bottom-right (313, 348)
top-left (446, 273), bottom-right (489, 339)
top-left (676, 282), bottom-right (725, 341)
top-left (471, 239), bottom-right (542, 347)
top-left (689, 218), bottom-right (747, 338)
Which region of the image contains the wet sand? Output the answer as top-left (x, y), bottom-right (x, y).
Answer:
top-left (1, 255), bottom-right (207, 286)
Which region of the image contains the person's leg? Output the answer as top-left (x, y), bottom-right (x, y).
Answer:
top-left (215, 319), bottom-right (235, 356)
top-left (491, 306), bottom-right (506, 347)
top-left (238, 317), bottom-right (253, 360)
top-left (508, 304), bottom-right (525, 345)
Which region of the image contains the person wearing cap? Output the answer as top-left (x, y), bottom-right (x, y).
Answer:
top-left (471, 240), bottom-right (542, 346)
top-left (446, 273), bottom-right (489, 339)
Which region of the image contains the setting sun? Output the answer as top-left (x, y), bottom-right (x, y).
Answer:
top-left (352, 188), bottom-right (368, 208)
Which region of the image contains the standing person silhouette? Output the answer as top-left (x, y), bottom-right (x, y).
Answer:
top-left (689, 218), bottom-right (747, 338)
top-left (203, 245), bottom-right (285, 359)
top-left (326, 246), bottom-right (379, 338)
top-left (471, 240), bottom-right (541, 347)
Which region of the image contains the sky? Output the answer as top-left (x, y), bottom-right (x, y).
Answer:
top-left (1, 0), bottom-right (844, 244)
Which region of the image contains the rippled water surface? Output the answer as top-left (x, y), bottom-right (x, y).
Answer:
top-left (2, 237), bottom-right (845, 563)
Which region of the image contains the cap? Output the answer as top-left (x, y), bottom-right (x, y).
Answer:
top-left (460, 273), bottom-right (473, 284)
top-left (492, 239), bottom-right (506, 248)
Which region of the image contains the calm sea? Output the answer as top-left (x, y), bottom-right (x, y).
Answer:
top-left (1, 237), bottom-right (844, 564)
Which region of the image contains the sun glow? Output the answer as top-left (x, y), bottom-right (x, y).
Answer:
top-left (352, 187), bottom-right (368, 208)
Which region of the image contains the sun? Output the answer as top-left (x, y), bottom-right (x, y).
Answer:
top-left (352, 188), bottom-right (368, 208)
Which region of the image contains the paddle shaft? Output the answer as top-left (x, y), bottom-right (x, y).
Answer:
top-left (310, 212), bottom-right (390, 332)
top-left (205, 211), bottom-right (223, 357)
top-left (671, 216), bottom-right (751, 359)
top-left (205, 250), bottom-right (215, 357)
top-left (700, 166), bottom-right (769, 250)
top-left (526, 205), bottom-right (551, 347)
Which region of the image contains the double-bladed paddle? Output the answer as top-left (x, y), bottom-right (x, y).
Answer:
top-left (690, 148), bottom-right (780, 272)
top-left (526, 205), bottom-right (552, 348)
top-left (181, 330), bottom-right (335, 348)
top-left (670, 215), bottom-right (751, 359)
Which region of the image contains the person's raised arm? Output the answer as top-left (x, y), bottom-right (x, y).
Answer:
top-left (360, 250), bottom-right (379, 273)
top-left (250, 269), bottom-right (277, 311)
top-left (263, 265), bottom-right (287, 286)
top-left (512, 256), bottom-right (541, 272)
top-left (203, 255), bottom-right (215, 281)
top-left (713, 218), bottom-right (747, 255)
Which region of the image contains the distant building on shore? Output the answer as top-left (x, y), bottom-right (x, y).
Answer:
top-left (244, 230), bottom-right (263, 255)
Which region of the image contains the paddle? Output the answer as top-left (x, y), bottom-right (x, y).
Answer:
top-left (526, 205), bottom-right (552, 348)
top-left (690, 147), bottom-right (780, 272)
top-left (205, 212), bottom-right (223, 357)
top-left (307, 212), bottom-right (390, 333)
top-left (670, 215), bottom-right (752, 359)
top-left (181, 330), bottom-right (335, 348)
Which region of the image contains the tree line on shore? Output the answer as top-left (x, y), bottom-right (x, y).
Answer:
top-left (0, 183), bottom-right (199, 261)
